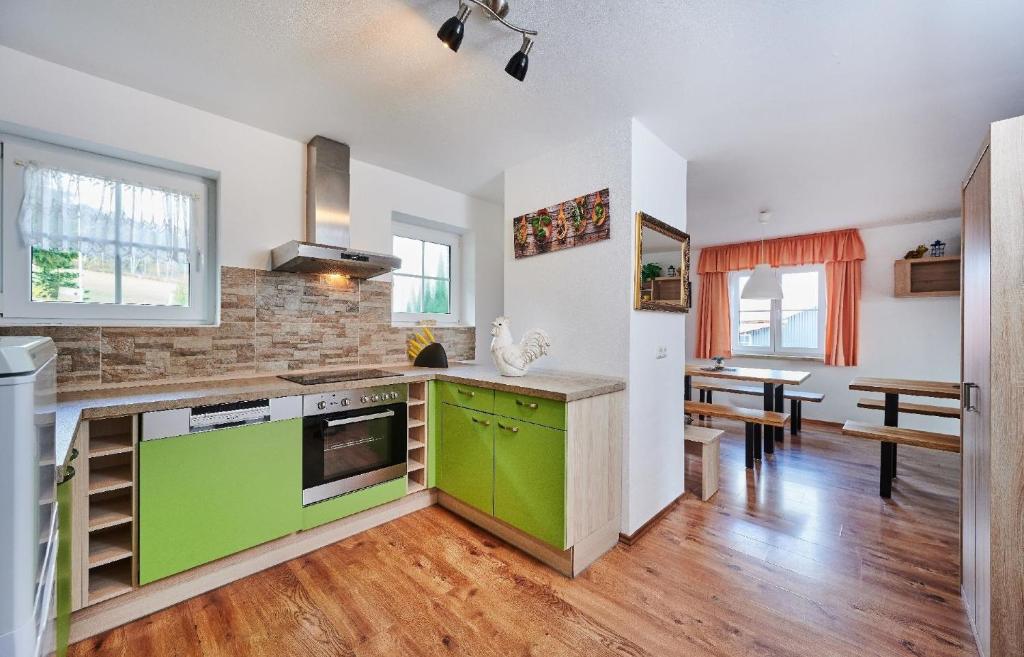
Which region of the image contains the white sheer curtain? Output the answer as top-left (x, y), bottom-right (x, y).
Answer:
top-left (18, 163), bottom-right (193, 264)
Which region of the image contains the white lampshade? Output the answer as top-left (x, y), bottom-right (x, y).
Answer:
top-left (741, 263), bottom-right (783, 300)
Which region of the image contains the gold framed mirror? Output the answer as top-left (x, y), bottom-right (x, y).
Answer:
top-left (634, 211), bottom-right (691, 313)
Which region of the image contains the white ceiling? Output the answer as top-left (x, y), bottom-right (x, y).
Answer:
top-left (2, 1), bottom-right (1022, 245)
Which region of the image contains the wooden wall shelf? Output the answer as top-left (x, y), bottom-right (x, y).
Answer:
top-left (894, 256), bottom-right (960, 297)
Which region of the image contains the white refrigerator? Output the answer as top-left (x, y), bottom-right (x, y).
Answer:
top-left (0, 337), bottom-right (58, 657)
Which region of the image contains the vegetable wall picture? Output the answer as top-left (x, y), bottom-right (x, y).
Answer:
top-left (513, 188), bottom-right (610, 259)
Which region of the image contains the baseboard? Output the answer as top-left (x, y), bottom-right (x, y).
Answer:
top-left (618, 493), bottom-right (684, 546)
top-left (70, 489), bottom-right (436, 643)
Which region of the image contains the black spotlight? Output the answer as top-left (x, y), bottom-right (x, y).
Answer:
top-left (504, 36), bottom-right (533, 81)
top-left (437, 3), bottom-right (472, 52)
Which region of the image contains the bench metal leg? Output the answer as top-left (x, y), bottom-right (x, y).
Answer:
top-left (884, 393), bottom-right (898, 479)
top-left (684, 375), bottom-right (692, 401)
top-left (754, 423), bottom-right (762, 461)
top-left (880, 442), bottom-right (894, 497)
top-left (698, 389), bottom-right (706, 421)
top-left (763, 422), bottom-right (774, 454)
top-left (707, 390), bottom-right (713, 404)
top-left (745, 423), bottom-right (754, 469)
top-left (790, 399), bottom-right (798, 435)
top-left (774, 384), bottom-right (785, 443)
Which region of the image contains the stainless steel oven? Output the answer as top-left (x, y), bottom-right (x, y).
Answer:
top-left (302, 384), bottom-right (407, 506)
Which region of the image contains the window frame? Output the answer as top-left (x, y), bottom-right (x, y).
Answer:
top-left (391, 221), bottom-right (461, 325)
top-left (729, 263), bottom-right (826, 359)
top-left (0, 134), bottom-right (217, 326)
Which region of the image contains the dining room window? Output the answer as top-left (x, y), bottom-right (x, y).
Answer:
top-left (729, 264), bottom-right (826, 358)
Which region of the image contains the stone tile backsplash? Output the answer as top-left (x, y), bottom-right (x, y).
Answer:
top-left (0, 266), bottom-right (475, 388)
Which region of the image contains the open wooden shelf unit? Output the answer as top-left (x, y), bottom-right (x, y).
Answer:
top-left (80, 415), bottom-right (139, 607)
top-left (894, 255), bottom-right (961, 297)
top-left (407, 381), bottom-right (428, 494)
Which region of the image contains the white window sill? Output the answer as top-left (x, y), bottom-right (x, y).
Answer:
top-left (390, 321), bottom-right (474, 330)
top-left (731, 352), bottom-right (824, 363)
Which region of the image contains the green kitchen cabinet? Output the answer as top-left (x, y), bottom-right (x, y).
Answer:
top-left (301, 478), bottom-right (406, 530)
top-left (493, 390), bottom-right (566, 430)
top-left (55, 456), bottom-right (76, 657)
top-left (493, 418), bottom-right (566, 549)
top-left (427, 381), bottom-right (439, 488)
top-left (138, 419), bottom-right (302, 585)
top-left (437, 403), bottom-right (495, 515)
top-left (437, 381), bottom-right (495, 413)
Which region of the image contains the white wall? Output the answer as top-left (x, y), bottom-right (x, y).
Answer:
top-left (627, 120), bottom-right (687, 536)
top-left (0, 46), bottom-right (501, 354)
top-left (685, 217), bottom-right (961, 432)
top-left (504, 119), bottom-right (689, 535)
top-left (503, 121), bottom-right (634, 377)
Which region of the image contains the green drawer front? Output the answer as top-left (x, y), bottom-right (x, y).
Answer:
top-left (139, 419), bottom-right (302, 585)
top-left (494, 390), bottom-right (566, 430)
top-left (494, 418), bottom-right (566, 549)
top-left (301, 478), bottom-right (407, 530)
top-left (437, 380), bottom-right (494, 413)
top-left (437, 403), bottom-right (495, 515)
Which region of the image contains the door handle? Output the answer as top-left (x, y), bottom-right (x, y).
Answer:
top-left (497, 422), bottom-right (519, 433)
top-left (514, 400), bottom-right (539, 409)
top-left (58, 464), bottom-right (76, 485)
top-left (470, 416), bottom-right (491, 427)
top-left (963, 382), bottom-right (979, 412)
top-left (326, 410), bottom-right (395, 427)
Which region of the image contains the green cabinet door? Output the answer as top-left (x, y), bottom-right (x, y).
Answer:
top-left (494, 418), bottom-right (566, 549)
top-left (55, 462), bottom-right (74, 657)
top-left (139, 419), bottom-right (301, 584)
top-left (437, 403), bottom-right (494, 515)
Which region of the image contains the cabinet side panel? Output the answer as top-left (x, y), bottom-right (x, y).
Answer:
top-left (988, 115), bottom-right (1024, 657)
top-left (565, 392), bottom-right (623, 545)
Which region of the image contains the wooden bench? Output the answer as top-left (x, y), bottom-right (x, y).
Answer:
top-left (856, 398), bottom-right (961, 419)
top-left (685, 401), bottom-right (789, 468)
top-left (684, 426), bottom-right (723, 501)
top-left (841, 421), bottom-right (961, 497)
top-left (692, 381), bottom-right (824, 434)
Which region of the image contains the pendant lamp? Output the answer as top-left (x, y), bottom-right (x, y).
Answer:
top-left (740, 211), bottom-right (783, 300)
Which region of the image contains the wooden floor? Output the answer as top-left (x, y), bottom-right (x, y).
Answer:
top-left (71, 421), bottom-right (977, 657)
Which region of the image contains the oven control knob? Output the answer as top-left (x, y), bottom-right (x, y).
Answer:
top-left (317, 401), bottom-right (327, 410)
top-left (390, 392), bottom-right (400, 400)
top-left (361, 395), bottom-right (370, 403)
top-left (340, 398), bottom-right (350, 407)
top-left (371, 394), bottom-right (381, 402)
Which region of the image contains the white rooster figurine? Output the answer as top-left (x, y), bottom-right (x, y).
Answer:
top-left (489, 316), bottom-right (551, 377)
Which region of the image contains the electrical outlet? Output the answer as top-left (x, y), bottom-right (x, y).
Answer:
top-left (656, 346), bottom-right (667, 359)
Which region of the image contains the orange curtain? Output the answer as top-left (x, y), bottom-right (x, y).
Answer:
top-left (695, 272), bottom-right (733, 358)
top-left (694, 228), bottom-right (865, 365)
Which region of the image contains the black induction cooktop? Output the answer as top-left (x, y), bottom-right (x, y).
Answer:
top-left (278, 368), bottom-right (401, 385)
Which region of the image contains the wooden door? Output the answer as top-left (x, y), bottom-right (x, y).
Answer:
top-left (961, 145), bottom-right (991, 655)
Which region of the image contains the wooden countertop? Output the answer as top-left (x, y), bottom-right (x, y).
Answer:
top-left (685, 364), bottom-right (811, 386)
top-left (54, 363), bottom-right (625, 465)
top-left (848, 377), bottom-right (961, 399)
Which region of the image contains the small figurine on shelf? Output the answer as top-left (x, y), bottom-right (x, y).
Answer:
top-left (903, 244), bottom-right (928, 259)
top-left (930, 240), bottom-right (946, 257)
top-left (667, 265), bottom-right (677, 277)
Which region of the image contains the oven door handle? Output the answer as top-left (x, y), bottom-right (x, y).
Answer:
top-left (325, 410), bottom-right (396, 427)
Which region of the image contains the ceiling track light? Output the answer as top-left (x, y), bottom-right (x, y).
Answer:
top-left (436, 0), bottom-right (539, 81)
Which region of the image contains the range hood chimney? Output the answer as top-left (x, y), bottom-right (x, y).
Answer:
top-left (271, 136), bottom-right (401, 278)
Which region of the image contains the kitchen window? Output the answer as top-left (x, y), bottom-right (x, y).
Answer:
top-left (729, 264), bottom-right (826, 358)
top-left (391, 222), bottom-right (460, 324)
top-left (0, 135), bottom-right (216, 325)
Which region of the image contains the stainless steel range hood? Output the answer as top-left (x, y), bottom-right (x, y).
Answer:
top-left (271, 136), bottom-right (401, 278)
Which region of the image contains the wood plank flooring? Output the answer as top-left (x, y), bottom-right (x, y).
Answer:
top-left (71, 421), bottom-right (976, 657)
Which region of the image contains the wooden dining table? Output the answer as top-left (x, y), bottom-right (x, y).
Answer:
top-left (685, 365), bottom-right (811, 446)
top-left (848, 376), bottom-right (961, 497)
